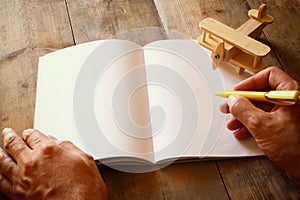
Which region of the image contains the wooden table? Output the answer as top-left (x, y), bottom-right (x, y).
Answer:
top-left (1, 0), bottom-right (299, 199)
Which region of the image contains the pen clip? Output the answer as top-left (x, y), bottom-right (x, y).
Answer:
top-left (265, 90), bottom-right (299, 106)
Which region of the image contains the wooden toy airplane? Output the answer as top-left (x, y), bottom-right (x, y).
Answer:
top-left (198, 4), bottom-right (274, 74)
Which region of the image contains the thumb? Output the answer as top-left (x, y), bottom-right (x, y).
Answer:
top-left (227, 95), bottom-right (267, 137)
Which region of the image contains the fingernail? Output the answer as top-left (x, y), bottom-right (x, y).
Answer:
top-left (2, 128), bottom-right (12, 137)
top-left (2, 128), bottom-right (11, 133)
top-left (3, 130), bottom-right (15, 142)
top-left (23, 129), bottom-right (34, 136)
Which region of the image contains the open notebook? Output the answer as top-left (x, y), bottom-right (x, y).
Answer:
top-left (34, 39), bottom-right (263, 166)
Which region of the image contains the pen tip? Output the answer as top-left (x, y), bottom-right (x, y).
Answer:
top-left (215, 92), bottom-right (226, 97)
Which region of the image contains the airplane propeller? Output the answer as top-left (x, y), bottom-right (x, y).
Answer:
top-left (211, 41), bottom-right (224, 69)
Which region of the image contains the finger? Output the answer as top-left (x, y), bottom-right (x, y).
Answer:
top-left (57, 140), bottom-right (94, 159)
top-left (233, 126), bottom-right (252, 140)
top-left (227, 95), bottom-right (268, 138)
top-left (0, 149), bottom-right (17, 179)
top-left (57, 140), bottom-right (84, 152)
top-left (252, 101), bottom-right (274, 112)
top-left (0, 174), bottom-right (13, 198)
top-left (234, 66), bottom-right (299, 91)
top-left (22, 129), bottom-right (50, 149)
top-left (219, 102), bottom-right (230, 114)
top-left (221, 99), bottom-right (273, 114)
top-left (227, 117), bottom-right (243, 131)
top-left (2, 128), bottom-right (31, 164)
top-left (48, 135), bottom-right (58, 140)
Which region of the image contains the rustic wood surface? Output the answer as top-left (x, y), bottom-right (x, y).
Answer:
top-left (0, 0), bottom-right (299, 199)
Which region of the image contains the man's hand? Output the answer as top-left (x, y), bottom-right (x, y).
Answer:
top-left (0, 128), bottom-right (108, 200)
top-left (221, 66), bottom-right (300, 186)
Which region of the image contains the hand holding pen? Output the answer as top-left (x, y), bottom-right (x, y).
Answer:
top-left (219, 66), bottom-right (300, 186)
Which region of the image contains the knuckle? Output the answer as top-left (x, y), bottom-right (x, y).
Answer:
top-left (0, 152), bottom-right (5, 162)
top-left (4, 135), bottom-right (24, 153)
top-left (30, 135), bottom-right (41, 145)
top-left (12, 184), bottom-right (27, 198)
top-left (64, 142), bottom-right (93, 159)
top-left (268, 66), bottom-right (278, 72)
top-left (11, 174), bottom-right (39, 198)
top-left (247, 113), bottom-right (273, 134)
top-left (228, 96), bottom-right (243, 115)
top-left (283, 79), bottom-right (299, 90)
top-left (22, 129), bottom-right (37, 139)
top-left (4, 134), bottom-right (17, 150)
top-left (59, 140), bottom-right (81, 151)
top-left (1, 155), bottom-right (12, 166)
top-left (40, 141), bottom-right (58, 155)
top-left (82, 152), bottom-right (94, 162)
top-left (58, 140), bottom-right (95, 162)
top-left (0, 174), bottom-right (4, 181)
top-left (23, 129), bottom-right (43, 144)
top-left (58, 140), bottom-right (73, 147)
top-left (0, 156), bottom-right (15, 173)
top-left (85, 153), bottom-right (94, 161)
top-left (228, 96), bottom-right (270, 134)
top-left (291, 80), bottom-right (300, 90)
top-left (246, 114), bottom-right (263, 133)
top-left (22, 159), bottom-right (37, 174)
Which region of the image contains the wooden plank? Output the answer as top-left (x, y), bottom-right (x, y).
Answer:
top-left (0, 49), bottom-right (54, 198)
top-left (0, 0), bottom-right (74, 60)
top-left (0, 49), bottom-right (52, 138)
top-left (246, 0), bottom-right (300, 80)
top-left (217, 157), bottom-right (300, 199)
top-left (66, 0), bottom-right (166, 45)
top-left (154, 0), bottom-right (252, 39)
top-left (102, 162), bottom-right (230, 200)
top-left (0, 0), bottom-right (74, 198)
top-left (102, 167), bottom-right (164, 200)
top-left (0, 0), bottom-right (74, 135)
top-left (236, 18), bottom-right (265, 39)
top-left (159, 162), bottom-right (229, 200)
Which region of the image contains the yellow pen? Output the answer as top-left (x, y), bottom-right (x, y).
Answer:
top-left (215, 90), bottom-right (300, 106)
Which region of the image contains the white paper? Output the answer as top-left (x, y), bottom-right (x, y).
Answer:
top-left (35, 40), bottom-right (154, 162)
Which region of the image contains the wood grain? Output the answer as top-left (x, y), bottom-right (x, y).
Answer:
top-left (0, 0), bottom-right (74, 60)
top-left (158, 162), bottom-right (229, 200)
top-left (0, 1), bottom-right (74, 198)
top-left (102, 167), bottom-right (164, 200)
top-left (0, 0), bottom-right (74, 133)
top-left (154, 0), bottom-right (251, 39)
top-left (0, 0), bottom-right (299, 199)
top-left (218, 157), bottom-right (300, 199)
top-left (246, 0), bottom-right (300, 80)
top-left (66, 0), bottom-right (166, 44)
top-left (0, 49), bottom-right (50, 138)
